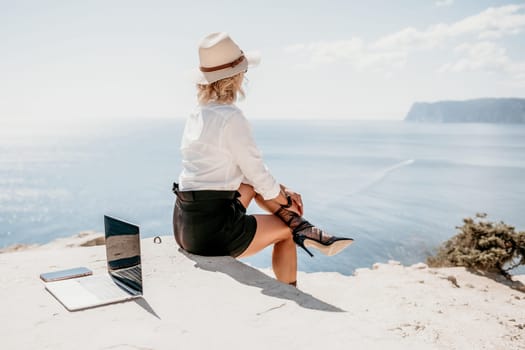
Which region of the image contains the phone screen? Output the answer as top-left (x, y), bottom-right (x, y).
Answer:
top-left (40, 267), bottom-right (93, 282)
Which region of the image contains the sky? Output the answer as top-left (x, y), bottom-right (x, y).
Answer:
top-left (1, 0), bottom-right (524, 121)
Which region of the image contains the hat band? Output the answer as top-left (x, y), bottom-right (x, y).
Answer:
top-left (199, 53), bottom-right (245, 73)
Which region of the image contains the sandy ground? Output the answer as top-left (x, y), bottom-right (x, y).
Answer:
top-left (0, 233), bottom-right (524, 350)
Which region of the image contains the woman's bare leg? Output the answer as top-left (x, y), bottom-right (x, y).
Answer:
top-left (255, 193), bottom-right (302, 216)
top-left (238, 215), bottom-right (297, 284)
top-left (236, 184), bottom-right (297, 284)
top-left (238, 183), bottom-right (300, 216)
top-left (237, 183), bottom-right (256, 208)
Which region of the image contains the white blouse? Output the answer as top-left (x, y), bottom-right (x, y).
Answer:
top-left (178, 102), bottom-right (281, 200)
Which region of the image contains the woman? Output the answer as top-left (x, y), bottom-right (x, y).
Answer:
top-left (173, 32), bottom-right (353, 286)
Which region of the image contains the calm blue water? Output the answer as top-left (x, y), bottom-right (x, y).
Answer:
top-left (1, 119), bottom-right (524, 275)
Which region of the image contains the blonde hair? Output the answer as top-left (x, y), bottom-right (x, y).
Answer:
top-left (197, 73), bottom-right (245, 105)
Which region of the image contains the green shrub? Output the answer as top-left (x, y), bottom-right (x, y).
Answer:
top-left (427, 213), bottom-right (525, 277)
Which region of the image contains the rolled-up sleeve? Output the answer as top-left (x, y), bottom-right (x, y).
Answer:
top-left (224, 111), bottom-right (280, 200)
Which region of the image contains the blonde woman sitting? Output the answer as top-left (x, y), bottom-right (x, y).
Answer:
top-left (173, 32), bottom-right (353, 287)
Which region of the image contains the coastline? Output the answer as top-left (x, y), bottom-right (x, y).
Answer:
top-left (1, 234), bottom-right (524, 349)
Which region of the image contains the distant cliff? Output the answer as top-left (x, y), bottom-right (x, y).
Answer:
top-left (405, 98), bottom-right (525, 123)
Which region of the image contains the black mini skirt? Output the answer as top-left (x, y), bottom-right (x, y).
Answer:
top-left (172, 186), bottom-right (257, 257)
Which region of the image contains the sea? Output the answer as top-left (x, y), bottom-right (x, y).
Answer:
top-left (1, 118), bottom-right (524, 275)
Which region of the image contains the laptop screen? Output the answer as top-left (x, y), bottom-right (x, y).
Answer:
top-left (103, 215), bottom-right (143, 294)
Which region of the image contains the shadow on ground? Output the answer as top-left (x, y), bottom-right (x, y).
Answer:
top-left (181, 249), bottom-right (344, 312)
top-left (134, 297), bottom-right (161, 319)
top-left (467, 268), bottom-right (525, 293)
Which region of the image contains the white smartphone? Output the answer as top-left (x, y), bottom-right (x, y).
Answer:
top-left (40, 267), bottom-right (93, 282)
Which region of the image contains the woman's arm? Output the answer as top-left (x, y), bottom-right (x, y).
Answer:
top-left (224, 111), bottom-right (304, 215)
top-left (224, 112), bottom-right (281, 200)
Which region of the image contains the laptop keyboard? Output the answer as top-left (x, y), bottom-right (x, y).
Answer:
top-left (113, 266), bottom-right (142, 283)
top-left (77, 275), bottom-right (130, 300)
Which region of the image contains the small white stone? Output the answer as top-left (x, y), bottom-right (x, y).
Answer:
top-left (388, 260), bottom-right (401, 266)
top-left (411, 262), bottom-right (428, 270)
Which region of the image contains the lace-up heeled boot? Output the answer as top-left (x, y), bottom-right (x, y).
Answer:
top-left (274, 207), bottom-right (353, 257)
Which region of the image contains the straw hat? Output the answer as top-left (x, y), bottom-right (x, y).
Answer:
top-left (195, 32), bottom-right (260, 85)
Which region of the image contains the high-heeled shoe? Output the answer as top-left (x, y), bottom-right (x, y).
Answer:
top-left (274, 207), bottom-right (354, 257)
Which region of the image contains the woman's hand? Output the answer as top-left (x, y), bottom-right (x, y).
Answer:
top-left (281, 186), bottom-right (303, 216)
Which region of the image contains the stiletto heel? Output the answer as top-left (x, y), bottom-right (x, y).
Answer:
top-left (293, 234), bottom-right (314, 257)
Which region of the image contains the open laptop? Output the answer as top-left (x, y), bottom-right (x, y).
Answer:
top-left (44, 215), bottom-right (143, 311)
